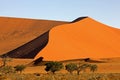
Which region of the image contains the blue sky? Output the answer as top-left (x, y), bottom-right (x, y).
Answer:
top-left (0, 0), bottom-right (120, 28)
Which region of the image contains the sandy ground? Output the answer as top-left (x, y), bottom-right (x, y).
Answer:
top-left (25, 58), bottom-right (120, 73)
top-left (0, 58), bottom-right (119, 74)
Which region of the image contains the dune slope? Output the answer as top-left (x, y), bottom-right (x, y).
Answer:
top-left (35, 17), bottom-right (120, 61)
top-left (2, 32), bottom-right (49, 58)
top-left (0, 17), bottom-right (67, 57)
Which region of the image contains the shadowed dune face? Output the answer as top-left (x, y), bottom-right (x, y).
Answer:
top-left (35, 17), bottom-right (120, 61)
top-left (0, 17), bottom-right (67, 56)
top-left (1, 32), bottom-right (49, 58)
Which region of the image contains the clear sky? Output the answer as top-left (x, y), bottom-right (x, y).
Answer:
top-left (0, 0), bottom-right (120, 28)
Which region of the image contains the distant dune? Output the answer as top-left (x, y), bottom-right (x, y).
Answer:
top-left (0, 17), bottom-right (67, 58)
top-left (35, 17), bottom-right (120, 61)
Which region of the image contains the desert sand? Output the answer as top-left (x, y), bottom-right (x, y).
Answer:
top-left (35, 17), bottom-right (120, 61)
top-left (0, 17), bottom-right (67, 57)
top-left (0, 17), bottom-right (120, 74)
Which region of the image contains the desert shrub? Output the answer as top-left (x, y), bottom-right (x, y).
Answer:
top-left (14, 65), bottom-right (26, 73)
top-left (89, 64), bottom-right (98, 72)
top-left (1, 56), bottom-right (12, 67)
top-left (45, 61), bottom-right (63, 74)
top-left (0, 66), bottom-right (14, 74)
top-left (80, 63), bottom-right (90, 71)
top-left (65, 63), bottom-right (77, 74)
top-left (76, 63), bottom-right (91, 75)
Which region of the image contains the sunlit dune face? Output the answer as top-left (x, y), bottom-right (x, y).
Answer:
top-left (35, 17), bottom-right (120, 61)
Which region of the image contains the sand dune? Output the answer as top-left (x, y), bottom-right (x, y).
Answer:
top-left (0, 17), bottom-right (67, 57)
top-left (35, 17), bottom-right (120, 61)
top-left (2, 32), bottom-right (49, 58)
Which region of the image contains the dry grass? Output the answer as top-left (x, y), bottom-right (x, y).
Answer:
top-left (0, 73), bottom-right (120, 80)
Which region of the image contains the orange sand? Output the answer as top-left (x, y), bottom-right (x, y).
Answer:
top-left (35, 17), bottom-right (120, 61)
top-left (0, 17), bottom-right (67, 55)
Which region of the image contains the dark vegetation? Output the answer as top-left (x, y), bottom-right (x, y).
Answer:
top-left (14, 65), bottom-right (26, 73)
top-left (45, 61), bottom-right (63, 74)
top-left (65, 63), bottom-right (77, 74)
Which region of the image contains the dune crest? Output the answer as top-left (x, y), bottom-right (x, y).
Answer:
top-left (35, 17), bottom-right (120, 61)
top-left (0, 17), bottom-right (67, 56)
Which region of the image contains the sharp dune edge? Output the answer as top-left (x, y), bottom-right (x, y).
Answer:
top-left (35, 17), bottom-right (120, 61)
top-left (0, 17), bottom-right (67, 57)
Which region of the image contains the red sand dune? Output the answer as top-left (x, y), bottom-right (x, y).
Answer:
top-left (0, 17), bottom-right (67, 55)
top-left (35, 17), bottom-right (120, 61)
